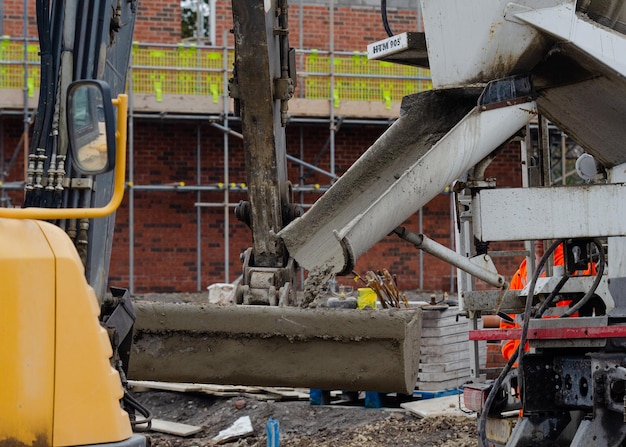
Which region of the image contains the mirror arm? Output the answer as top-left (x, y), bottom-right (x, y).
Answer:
top-left (0, 94), bottom-right (128, 220)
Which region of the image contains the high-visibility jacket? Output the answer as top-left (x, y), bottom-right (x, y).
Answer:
top-left (500, 244), bottom-right (596, 361)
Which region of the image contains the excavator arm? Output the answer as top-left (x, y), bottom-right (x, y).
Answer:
top-left (230, 0), bottom-right (302, 306)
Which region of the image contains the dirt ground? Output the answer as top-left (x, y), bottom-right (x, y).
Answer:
top-left (132, 389), bottom-right (477, 447)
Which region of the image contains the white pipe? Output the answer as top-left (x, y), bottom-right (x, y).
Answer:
top-left (209, 0), bottom-right (217, 45)
top-left (394, 227), bottom-right (506, 289)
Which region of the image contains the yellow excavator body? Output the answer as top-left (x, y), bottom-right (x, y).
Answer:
top-left (0, 218), bottom-right (133, 446)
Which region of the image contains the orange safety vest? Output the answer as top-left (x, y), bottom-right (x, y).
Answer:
top-left (500, 245), bottom-right (595, 361)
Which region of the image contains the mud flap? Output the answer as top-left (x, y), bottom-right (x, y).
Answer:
top-left (129, 302), bottom-right (422, 394)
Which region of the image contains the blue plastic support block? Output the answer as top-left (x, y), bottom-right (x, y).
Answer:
top-left (365, 391), bottom-right (382, 408)
top-left (309, 389), bottom-right (331, 405)
top-left (267, 418), bottom-right (280, 447)
top-left (413, 388), bottom-right (463, 399)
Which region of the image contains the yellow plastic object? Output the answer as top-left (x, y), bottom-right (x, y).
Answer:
top-left (40, 220), bottom-right (132, 446)
top-left (0, 219), bottom-right (56, 446)
top-left (0, 93), bottom-right (128, 221)
top-left (357, 287), bottom-right (377, 309)
top-left (0, 219), bottom-right (132, 446)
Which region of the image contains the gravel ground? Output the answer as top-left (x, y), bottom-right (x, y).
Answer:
top-left (133, 390), bottom-right (477, 447)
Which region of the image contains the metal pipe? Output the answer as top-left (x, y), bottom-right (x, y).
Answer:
top-left (195, 202), bottom-right (239, 208)
top-left (299, 126), bottom-right (304, 204)
top-left (128, 48), bottom-right (136, 294)
top-left (22, 0), bottom-right (28, 183)
top-left (561, 131), bottom-right (567, 185)
top-left (128, 113), bottom-right (395, 128)
top-left (538, 115), bottom-right (553, 276)
top-left (131, 113), bottom-right (222, 121)
top-left (299, 124), bottom-right (305, 288)
top-left (520, 134), bottom-right (535, 280)
top-left (195, 201), bottom-right (316, 209)
top-left (30, 183), bottom-right (326, 193)
top-left (209, 0), bottom-right (216, 45)
top-left (210, 126), bottom-right (339, 182)
top-left (0, 109), bottom-right (35, 117)
top-left (416, 0), bottom-right (423, 32)
top-left (418, 207), bottom-right (423, 290)
top-left (0, 182), bottom-right (25, 190)
top-left (196, 0), bottom-right (204, 45)
top-left (539, 115), bottom-right (551, 186)
top-left (289, 117), bottom-right (393, 125)
top-left (1, 117), bottom-right (4, 206)
top-left (299, 0), bottom-right (304, 98)
top-left (196, 122), bottom-right (202, 291)
top-left (394, 227), bottom-right (506, 289)
top-left (329, 0), bottom-right (336, 178)
top-left (211, 122), bottom-right (242, 139)
top-left (449, 191), bottom-right (456, 293)
top-left (222, 31), bottom-right (230, 282)
top-left (128, 184), bottom-right (228, 191)
top-left (130, 41), bottom-right (229, 50)
top-left (286, 154), bottom-right (337, 179)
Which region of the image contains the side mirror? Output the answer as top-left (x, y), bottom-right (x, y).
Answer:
top-left (0, 81), bottom-right (128, 219)
top-left (67, 80), bottom-right (116, 175)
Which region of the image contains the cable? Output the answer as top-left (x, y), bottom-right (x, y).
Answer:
top-left (115, 358), bottom-right (153, 430)
top-left (478, 239), bottom-right (564, 447)
top-left (123, 390), bottom-right (153, 430)
top-left (517, 239), bottom-right (564, 397)
top-left (477, 348), bottom-right (519, 447)
top-left (560, 238), bottom-right (605, 318)
top-left (457, 386), bottom-right (475, 415)
top-left (381, 0), bottom-right (394, 37)
top-left (30, 0), bottom-right (50, 152)
top-left (535, 275), bottom-right (570, 318)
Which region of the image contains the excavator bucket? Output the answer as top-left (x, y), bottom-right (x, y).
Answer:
top-left (129, 302), bottom-right (422, 394)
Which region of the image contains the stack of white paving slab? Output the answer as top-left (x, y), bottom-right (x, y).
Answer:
top-left (416, 306), bottom-right (486, 392)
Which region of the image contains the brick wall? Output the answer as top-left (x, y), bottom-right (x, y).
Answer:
top-left (2, 0), bottom-right (417, 48)
top-left (486, 343), bottom-right (507, 378)
top-left (1, 0), bottom-right (36, 37)
top-left (134, 1), bottom-right (182, 43)
top-left (213, 1), bottom-right (418, 49)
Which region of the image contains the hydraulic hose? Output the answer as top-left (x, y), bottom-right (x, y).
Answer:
top-left (30, 0), bottom-right (51, 152)
top-left (535, 275), bottom-right (570, 318)
top-left (516, 239), bottom-right (564, 399)
top-left (560, 238), bottom-right (605, 318)
top-left (26, 0), bottom-right (64, 207)
top-left (381, 0), bottom-right (394, 37)
top-left (123, 390), bottom-right (153, 430)
top-left (477, 348), bottom-right (520, 447)
top-left (478, 239), bottom-right (564, 447)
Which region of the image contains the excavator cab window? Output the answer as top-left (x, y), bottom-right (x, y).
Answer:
top-left (67, 80), bottom-right (116, 175)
